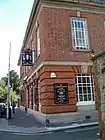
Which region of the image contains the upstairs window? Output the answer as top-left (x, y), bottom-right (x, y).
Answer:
top-left (71, 18), bottom-right (89, 50)
top-left (36, 27), bottom-right (40, 57)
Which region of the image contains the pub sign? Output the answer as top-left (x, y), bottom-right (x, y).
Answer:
top-left (54, 83), bottom-right (69, 104)
top-left (22, 50), bottom-right (33, 66)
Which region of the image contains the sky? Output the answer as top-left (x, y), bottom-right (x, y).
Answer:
top-left (0, 0), bottom-right (34, 78)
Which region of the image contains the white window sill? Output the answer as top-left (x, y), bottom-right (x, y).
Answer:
top-left (77, 101), bottom-right (95, 106)
top-left (72, 48), bottom-right (91, 52)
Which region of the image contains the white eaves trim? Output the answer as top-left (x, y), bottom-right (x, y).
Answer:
top-left (27, 61), bottom-right (93, 81)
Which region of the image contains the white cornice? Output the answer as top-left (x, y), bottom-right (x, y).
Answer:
top-left (27, 61), bottom-right (93, 81)
top-left (42, 0), bottom-right (105, 14)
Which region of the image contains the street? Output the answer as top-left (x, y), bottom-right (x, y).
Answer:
top-left (0, 126), bottom-right (99, 140)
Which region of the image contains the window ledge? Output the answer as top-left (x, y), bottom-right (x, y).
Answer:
top-left (77, 101), bottom-right (95, 106)
top-left (72, 48), bottom-right (92, 53)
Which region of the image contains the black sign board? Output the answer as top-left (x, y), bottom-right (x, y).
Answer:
top-left (54, 83), bottom-right (69, 104)
top-left (22, 50), bottom-right (33, 66)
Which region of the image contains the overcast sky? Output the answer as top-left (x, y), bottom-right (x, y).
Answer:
top-left (0, 0), bottom-right (34, 78)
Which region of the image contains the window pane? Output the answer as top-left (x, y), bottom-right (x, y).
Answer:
top-left (73, 39), bottom-right (76, 46)
top-left (81, 32), bottom-right (84, 38)
top-left (84, 95), bottom-right (87, 101)
top-left (82, 40), bottom-right (85, 47)
top-left (81, 22), bottom-right (84, 28)
top-left (75, 21), bottom-right (78, 28)
top-left (78, 31), bottom-right (82, 38)
top-left (92, 94), bottom-right (95, 101)
top-left (91, 76), bottom-right (93, 83)
top-left (72, 31), bottom-right (75, 39)
top-left (72, 20), bottom-right (74, 28)
top-left (92, 86), bottom-right (94, 93)
top-left (37, 28), bottom-right (40, 57)
top-left (82, 77), bottom-right (86, 83)
top-left (76, 31), bottom-right (78, 39)
top-left (79, 95), bottom-right (83, 101)
top-left (83, 86), bottom-right (87, 93)
top-left (88, 94), bottom-right (91, 101)
top-left (79, 39), bottom-right (83, 47)
top-left (79, 87), bottom-right (82, 94)
top-left (87, 87), bottom-right (91, 93)
top-left (78, 21), bottom-right (81, 28)
top-left (77, 39), bottom-right (79, 47)
top-left (87, 77), bottom-right (90, 83)
top-left (78, 77), bottom-right (82, 83)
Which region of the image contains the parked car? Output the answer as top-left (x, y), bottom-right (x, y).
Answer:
top-left (0, 103), bottom-right (5, 118)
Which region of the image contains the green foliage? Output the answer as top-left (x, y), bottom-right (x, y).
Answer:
top-left (0, 70), bottom-right (20, 102)
top-left (0, 77), bottom-right (8, 102)
top-left (9, 70), bottom-right (19, 95)
top-left (10, 88), bottom-right (18, 102)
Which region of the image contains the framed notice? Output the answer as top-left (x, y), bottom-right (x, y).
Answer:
top-left (54, 83), bottom-right (69, 104)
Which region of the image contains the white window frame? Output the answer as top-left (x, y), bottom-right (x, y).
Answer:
top-left (36, 27), bottom-right (40, 57)
top-left (76, 74), bottom-right (95, 106)
top-left (71, 17), bottom-right (89, 50)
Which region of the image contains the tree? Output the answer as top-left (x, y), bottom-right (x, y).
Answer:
top-left (7, 70), bottom-right (20, 95)
top-left (0, 77), bottom-right (8, 102)
top-left (10, 88), bottom-right (18, 102)
top-left (0, 70), bottom-right (20, 102)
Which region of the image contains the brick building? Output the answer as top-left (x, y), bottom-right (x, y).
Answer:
top-left (18, 0), bottom-right (105, 125)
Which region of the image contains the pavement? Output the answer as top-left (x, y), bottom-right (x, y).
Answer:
top-left (0, 107), bottom-right (99, 134)
top-left (0, 107), bottom-right (47, 133)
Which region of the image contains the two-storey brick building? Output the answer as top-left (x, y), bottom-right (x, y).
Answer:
top-left (18, 0), bottom-right (105, 125)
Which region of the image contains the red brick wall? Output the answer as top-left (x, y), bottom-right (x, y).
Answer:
top-left (38, 65), bottom-right (94, 114)
top-left (39, 7), bottom-right (105, 62)
top-left (20, 64), bottom-right (95, 114)
top-left (39, 66), bottom-right (78, 114)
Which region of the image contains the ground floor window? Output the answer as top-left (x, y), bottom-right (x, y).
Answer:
top-left (37, 79), bottom-right (41, 111)
top-left (75, 74), bottom-right (95, 105)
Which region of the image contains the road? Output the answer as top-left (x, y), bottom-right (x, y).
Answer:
top-left (0, 126), bottom-right (100, 140)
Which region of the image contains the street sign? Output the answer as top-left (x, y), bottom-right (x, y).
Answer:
top-left (22, 50), bottom-right (33, 66)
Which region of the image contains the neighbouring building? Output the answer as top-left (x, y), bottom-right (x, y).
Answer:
top-left (18, 0), bottom-right (105, 126)
top-left (91, 51), bottom-right (105, 140)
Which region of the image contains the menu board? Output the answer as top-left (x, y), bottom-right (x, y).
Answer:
top-left (54, 83), bottom-right (69, 104)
